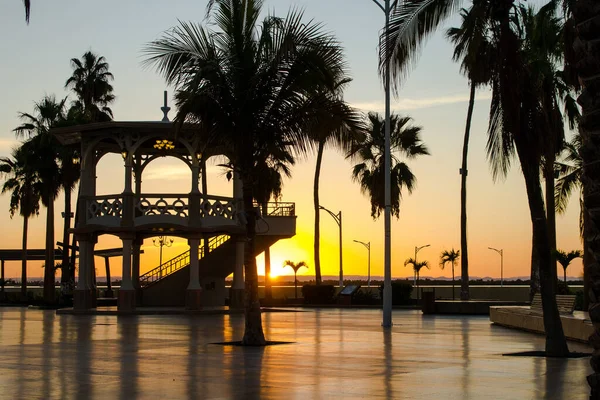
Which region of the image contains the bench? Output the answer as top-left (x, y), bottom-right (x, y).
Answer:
top-left (529, 293), bottom-right (576, 315)
top-left (489, 293), bottom-right (589, 342)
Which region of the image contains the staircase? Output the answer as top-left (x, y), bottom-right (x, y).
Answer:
top-left (139, 202), bottom-right (296, 306)
top-left (139, 234), bottom-right (230, 288)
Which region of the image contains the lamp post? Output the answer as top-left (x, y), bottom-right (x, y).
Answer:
top-left (488, 247), bottom-right (504, 287)
top-left (153, 236), bottom-right (174, 278)
top-left (368, 0), bottom-right (397, 328)
top-left (319, 205), bottom-right (343, 288)
top-left (414, 244), bottom-right (430, 285)
top-left (354, 240), bottom-right (371, 287)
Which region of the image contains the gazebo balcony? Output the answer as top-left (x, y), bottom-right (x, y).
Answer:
top-left (84, 193), bottom-right (237, 229)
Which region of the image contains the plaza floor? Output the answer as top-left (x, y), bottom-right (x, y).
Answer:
top-left (0, 307), bottom-right (592, 399)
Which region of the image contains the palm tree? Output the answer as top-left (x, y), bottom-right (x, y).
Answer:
top-left (570, 0), bottom-right (600, 392)
top-left (65, 51), bottom-right (115, 122)
top-left (0, 146), bottom-right (40, 301)
top-left (349, 112), bottom-right (429, 219)
top-left (144, 0), bottom-right (348, 345)
top-left (22, 0), bottom-right (30, 23)
top-left (404, 257), bottom-right (429, 303)
top-left (446, 3), bottom-right (495, 301)
top-left (555, 249), bottom-right (581, 283)
top-left (14, 95), bottom-right (66, 303)
top-left (555, 135), bottom-right (591, 307)
top-left (484, 3), bottom-right (570, 356)
top-left (440, 248), bottom-right (460, 300)
top-left (312, 77), bottom-right (364, 286)
top-left (282, 260), bottom-right (309, 300)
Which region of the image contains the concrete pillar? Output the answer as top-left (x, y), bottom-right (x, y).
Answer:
top-left (186, 238), bottom-right (202, 310)
top-left (87, 239), bottom-right (97, 308)
top-left (118, 238), bottom-right (135, 312)
top-left (230, 237), bottom-right (245, 309)
top-left (132, 239), bottom-right (142, 306)
top-left (74, 237), bottom-right (94, 311)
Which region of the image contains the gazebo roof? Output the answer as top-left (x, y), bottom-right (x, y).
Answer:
top-left (51, 121), bottom-right (199, 145)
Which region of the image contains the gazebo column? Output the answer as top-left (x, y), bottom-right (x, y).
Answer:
top-left (74, 234), bottom-right (95, 311)
top-left (118, 237), bottom-right (136, 312)
top-left (132, 238), bottom-right (142, 306)
top-left (186, 237), bottom-right (202, 310)
top-left (74, 144), bottom-right (97, 311)
top-left (189, 163), bottom-right (201, 228)
top-left (87, 236), bottom-right (98, 308)
top-left (230, 237), bottom-right (245, 309)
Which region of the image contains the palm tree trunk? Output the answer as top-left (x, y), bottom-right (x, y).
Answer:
top-left (313, 139), bottom-right (325, 285)
top-left (460, 83), bottom-right (475, 301)
top-left (545, 152), bottom-right (558, 291)
top-left (583, 191), bottom-right (591, 310)
top-left (520, 156), bottom-right (569, 356)
top-left (452, 265), bottom-right (455, 301)
top-left (564, 268), bottom-right (567, 283)
top-left (43, 198), bottom-right (55, 303)
top-left (575, 2), bottom-right (600, 394)
top-left (21, 216), bottom-right (28, 301)
top-left (241, 172), bottom-right (266, 346)
top-left (262, 203), bottom-right (272, 301)
top-left (530, 228), bottom-right (540, 301)
top-left (61, 186), bottom-right (72, 291)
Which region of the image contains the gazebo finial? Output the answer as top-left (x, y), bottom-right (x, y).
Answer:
top-left (161, 90), bottom-right (171, 122)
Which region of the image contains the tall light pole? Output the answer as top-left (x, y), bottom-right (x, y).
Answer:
top-left (354, 240), bottom-right (371, 286)
top-left (369, 0), bottom-right (397, 328)
top-left (488, 247), bottom-right (504, 287)
top-left (319, 205), bottom-right (343, 288)
top-left (414, 244), bottom-right (430, 285)
top-left (153, 236), bottom-right (174, 278)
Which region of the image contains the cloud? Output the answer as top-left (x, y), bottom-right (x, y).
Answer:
top-left (351, 92), bottom-right (493, 112)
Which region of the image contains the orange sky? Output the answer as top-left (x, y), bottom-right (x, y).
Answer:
top-left (0, 0), bottom-right (583, 282)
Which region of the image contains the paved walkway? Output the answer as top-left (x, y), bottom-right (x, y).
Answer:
top-left (0, 307), bottom-right (592, 399)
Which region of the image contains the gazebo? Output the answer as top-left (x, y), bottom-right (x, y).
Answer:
top-left (52, 102), bottom-right (296, 312)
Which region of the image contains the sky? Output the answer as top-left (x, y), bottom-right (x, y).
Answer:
top-left (0, 0), bottom-right (583, 281)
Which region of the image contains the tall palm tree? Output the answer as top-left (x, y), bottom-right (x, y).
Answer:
top-left (144, 0), bottom-right (348, 345)
top-left (349, 112), bottom-right (429, 219)
top-left (404, 257), bottom-right (429, 303)
top-left (282, 260), bottom-right (308, 300)
top-left (484, 3), bottom-right (570, 356)
top-left (312, 77), bottom-right (364, 286)
top-left (555, 134), bottom-right (589, 305)
top-left (14, 95), bottom-right (66, 303)
top-left (555, 249), bottom-right (581, 283)
top-left (65, 51), bottom-right (115, 122)
top-left (446, 3), bottom-right (495, 301)
top-left (440, 248), bottom-right (460, 300)
top-left (573, 0), bottom-right (600, 392)
top-left (0, 146), bottom-right (40, 301)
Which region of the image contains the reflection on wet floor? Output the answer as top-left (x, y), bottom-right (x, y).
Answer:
top-left (0, 308), bottom-right (592, 399)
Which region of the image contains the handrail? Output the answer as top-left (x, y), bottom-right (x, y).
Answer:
top-left (254, 202), bottom-right (296, 217)
top-left (139, 234), bottom-right (230, 287)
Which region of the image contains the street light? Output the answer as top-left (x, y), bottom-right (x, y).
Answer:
top-left (319, 205), bottom-right (343, 288)
top-left (414, 244), bottom-right (430, 285)
top-left (354, 240), bottom-right (371, 286)
top-left (369, 0), bottom-right (397, 328)
top-left (488, 247), bottom-right (504, 287)
top-left (153, 236), bottom-right (174, 278)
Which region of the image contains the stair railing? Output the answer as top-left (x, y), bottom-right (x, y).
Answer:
top-left (139, 234), bottom-right (230, 287)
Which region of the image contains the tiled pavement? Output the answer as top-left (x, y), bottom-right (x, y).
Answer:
top-left (0, 307), bottom-right (592, 399)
